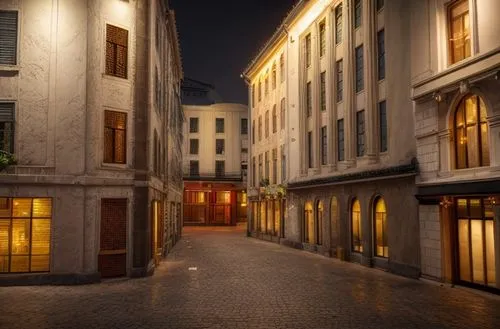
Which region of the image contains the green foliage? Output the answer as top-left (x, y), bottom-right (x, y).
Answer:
top-left (0, 151), bottom-right (17, 172)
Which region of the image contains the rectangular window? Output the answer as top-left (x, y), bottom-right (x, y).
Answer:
top-left (258, 116), bottom-right (262, 141)
top-left (308, 131), bottom-right (313, 168)
top-left (280, 54), bottom-right (285, 82)
top-left (241, 148), bottom-right (248, 154)
top-left (377, 0), bottom-right (384, 11)
top-left (0, 198), bottom-right (52, 273)
top-left (252, 120), bottom-right (255, 144)
top-left (265, 77), bottom-right (269, 95)
top-left (336, 60), bottom-right (343, 102)
top-left (321, 126), bottom-right (327, 165)
top-left (251, 84), bottom-right (255, 107)
top-left (280, 98), bottom-right (286, 130)
top-left (379, 101), bottom-right (388, 152)
top-left (377, 29), bottom-right (385, 80)
top-left (215, 118), bottom-right (224, 133)
top-left (272, 106), bottom-right (277, 133)
top-left (305, 33), bottom-right (311, 67)
top-left (241, 118), bottom-right (248, 135)
top-left (189, 117), bottom-right (199, 133)
top-left (0, 10), bottom-right (18, 65)
top-left (252, 156), bottom-right (257, 187)
top-left (306, 82), bottom-right (312, 117)
top-left (355, 45), bottom-right (364, 92)
top-left (265, 111), bottom-right (270, 138)
top-left (272, 148), bottom-right (278, 185)
top-left (258, 81), bottom-right (262, 101)
top-left (337, 119), bottom-right (344, 161)
top-left (280, 145), bottom-right (286, 182)
top-left (0, 103), bottom-right (15, 154)
top-left (448, 0), bottom-right (471, 64)
top-left (320, 71), bottom-right (326, 112)
top-left (189, 160), bottom-right (199, 176)
top-left (354, 0), bottom-right (362, 29)
top-left (189, 139), bottom-right (199, 155)
top-left (215, 161), bottom-right (225, 177)
top-left (319, 21), bottom-right (326, 57)
top-left (272, 65), bottom-right (277, 90)
top-left (356, 110), bottom-right (365, 157)
top-left (104, 110), bottom-right (127, 164)
top-left (265, 151), bottom-right (270, 180)
top-left (215, 139), bottom-right (225, 155)
top-left (258, 154), bottom-right (263, 182)
top-left (105, 24), bottom-right (128, 79)
top-left (335, 5), bottom-right (343, 44)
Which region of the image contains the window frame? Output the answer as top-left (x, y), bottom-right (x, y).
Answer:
top-left (241, 118), bottom-right (248, 135)
top-left (354, 0), bottom-right (362, 29)
top-left (215, 139), bottom-right (225, 155)
top-left (105, 24), bottom-right (129, 79)
top-left (336, 59), bottom-right (343, 103)
top-left (104, 110), bottom-right (127, 164)
top-left (319, 20), bottom-right (326, 57)
top-left (320, 71), bottom-right (326, 112)
top-left (356, 110), bottom-right (365, 157)
top-left (215, 118), bottom-right (225, 134)
top-left (189, 138), bottom-right (199, 155)
top-left (337, 119), bottom-right (345, 161)
top-left (377, 29), bottom-right (385, 81)
top-left (379, 101), bottom-right (388, 153)
top-left (355, 45), bottom-right (364, 93)
top-left (189, 117), bottom-right (199, 133)
top-left (335, 5), bottom-right (343, 45)
top-left (0, 102), bottom-right (15, 154)
top-left (447, 0), bottom-right (471, 65)
top-left (321, 126), bottom-right (327, 165)
top-left (0, 10), bottom-right (19, 66)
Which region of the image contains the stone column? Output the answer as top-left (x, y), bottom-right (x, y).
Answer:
top-left (364, 0), bottom-right (378, 161)
top-left (312, 22), bottom-right (321, 173)
top-left (343, 0), bottom-right (356, 165)
top-left (328, 6), bottom-right (337, 172)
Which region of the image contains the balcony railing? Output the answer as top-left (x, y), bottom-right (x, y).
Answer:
top-left (183, 170), bottom-right (246, 182)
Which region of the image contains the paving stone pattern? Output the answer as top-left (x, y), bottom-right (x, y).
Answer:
top-left (1, 225), bottom-right (500, 329)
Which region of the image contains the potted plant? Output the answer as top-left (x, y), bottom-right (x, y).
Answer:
top-left (0, 151), bottom-right (17, 172)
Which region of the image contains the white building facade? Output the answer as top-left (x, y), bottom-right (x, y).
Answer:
top-left (182, 101), bottom-right (249, 225)
top-left (245, 0), bottom-right (420, 278)
top-left (411, 0), bottom-right (500, 291)
top-left (0, 0), bottom-right (183, 285)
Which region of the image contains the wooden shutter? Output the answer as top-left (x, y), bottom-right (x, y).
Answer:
top-left (0, 103), bottom-right (14, 122)
top-left (0, 11), bottom-right (18, 65)
top-left (105, 24), bottom-right (128, 78)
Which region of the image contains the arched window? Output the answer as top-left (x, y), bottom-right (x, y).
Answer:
top-left (351, 199), bottom-right (362, 252)
top-left (330, 197), bottom-right (339, 243)
top-left (272, 62), bottom-right (277, 90)
top-left (454, 94), bottom-right (490, 169)
top-left (316, 200), bottom-right (324, 245)
top-left (304, 201), bottom-right (314, 243)
top-left (374, 197), bottom-right (388, 258)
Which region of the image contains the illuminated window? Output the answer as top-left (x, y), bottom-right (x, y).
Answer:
top-left (456, 198), bottom-right (496, 288)
top-left (304, 201), bottom-right (314, 243)
top-left (0, 102), bottom-right (15, 154)
top-left (185, 191), bottom-right (206, 204)
top-left (374, 197), bottom-right (388, 258)
top-left (274, 199), bottom-right (280, 236)
top-left (104, 110), bottom-right (127, 164)
top-left (316, 201), bottom-right (324, 245)
top-left (216, 192), bottom-right (230, 204)
top-left (351, 199), bottom-right (362, 253)
top-left (105, 24), bottom-right (128, 79)
top-left (260, 201), bottom-right (267, 232)
top-left (448, 0), bottom-right (471, 64)
top-left (0, 198), bottom-right (51, 273)
top-left (454, 94), bottom-right (489, 169)
top-left (0, 10), bottom-right (18, 65)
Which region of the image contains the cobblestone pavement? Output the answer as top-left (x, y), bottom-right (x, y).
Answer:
top-left (1, 225), bottom-right (500, 329)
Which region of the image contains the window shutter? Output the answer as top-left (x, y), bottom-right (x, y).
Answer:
top-left (0, 103), bottom-right (14, 121)
top-left (0, 11), bottom-right (18, 65)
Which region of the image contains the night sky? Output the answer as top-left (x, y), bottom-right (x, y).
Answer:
top-left (170, 0), bottom-right (297, 104)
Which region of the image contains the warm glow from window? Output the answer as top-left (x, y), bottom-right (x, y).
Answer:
top-left (216, 192), bottom-right (230, 204)
top-left (374, 198), bottom-right (388, 258)
top-left (304, 201), bottom-right (314, 243)
top-left (448, 0), bottom-right (471, 64)
top-left (352, 199), bottom-right (362, 253)
top-left (0, 198), bottom-right (51, 273)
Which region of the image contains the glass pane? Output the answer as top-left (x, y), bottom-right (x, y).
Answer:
top-left (466, 125), bottom-right (478, 168)
top-left (0, 219), bottom-right (10, 255)
top-left (484, 198), bottom-right (494, 218)
top-left (375, 213), bottom-right (383, 257)
top-left (267, 202), bottom-right (273, 233)
top-left (307, 210), bottom-right (314, 243)
top-left (383, 215), bottom-right (389, 258)
top-left (10, 255), bottom-right (29, 273)
top-left (465, 96), bottom-right (477, 125)
top-left (485, 220), bottom-right (496, 287)
top-left (457, 199), bottom-right (468, 217)
top-left (455, 104), bottom-right (465, 127)
top-left (479, 97), bottom-right (488, 121)
top-left (260, 202), bottom-right (266, 231)
top-left (12, 199), bottom-right (32, 218)
top-left (458, 219), bottom-right (471, 282)
top-left (481, 123), bottom-right (490, 166)
top-left (0, 255), bottom-right (9, 273)
top-left (469, 199), bottom-right (482, 218)
top-left (216, 192), bottom-right (230, 204)
top-left (30, 255), bottom-right (49, 272)
top-left (31, 219), bottom-right (51, 255)
top-left (114, 130), bottom-right (126, 163)
top-left (11, 219), bottom-right (30, 255)
top-left (0, 198), bottom-right (11, 218)
top-left (32, 198), bottom-right (52, 217)
top-left (470, 220), bottom-right (485, 284)
top-left (274, 200), bottom-right (280, 234)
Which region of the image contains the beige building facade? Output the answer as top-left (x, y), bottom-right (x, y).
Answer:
top-left (411, 0), bottom-right (500, 291)
top-left (0, 0), bottom-right (183, 285)
top-left (245, 0), bottom-right (420, 278)
top-left (182, 100), bottom-right (249, 226)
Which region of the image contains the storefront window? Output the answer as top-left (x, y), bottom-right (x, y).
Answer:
top-left (374, 197), bottom-right (388, 258)
top-left (351, 199), bottom-right (363, 253)
top-left (304, 201), bottom-right (314, 243)
top-left (0, 198), bottom-right (52, 273)
top-left (316, 201), bottom-right (323, 245)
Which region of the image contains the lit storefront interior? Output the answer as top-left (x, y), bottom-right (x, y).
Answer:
top-left (0, 198), bottom-right (51, 273)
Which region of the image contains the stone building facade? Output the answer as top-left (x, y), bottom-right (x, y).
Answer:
top-left (0, 0), bottom-right (183, 285)
top-left (411, 0), bottom-right (500, 292)
top-left (244, 0), bottom-right (420, 278)
top-left (182, 95), bottom-right (248, 226)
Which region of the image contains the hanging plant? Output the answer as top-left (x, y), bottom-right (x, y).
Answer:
top-left (0, 151), bottom-right (17, 172)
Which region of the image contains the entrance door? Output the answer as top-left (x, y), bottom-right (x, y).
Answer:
top-left (99, 199), bottom-right (127, 278)
top-left (456, 198), bottom-right (496, 288)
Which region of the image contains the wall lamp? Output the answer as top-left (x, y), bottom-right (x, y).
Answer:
top-left (433, 91), bottom-right (443, 103)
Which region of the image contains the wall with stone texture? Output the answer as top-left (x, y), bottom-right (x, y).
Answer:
top-left (419, 205), bottom-right (442, 280)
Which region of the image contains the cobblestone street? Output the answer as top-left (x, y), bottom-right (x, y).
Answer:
top-left (1, 225), bottom-right (500, 329)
